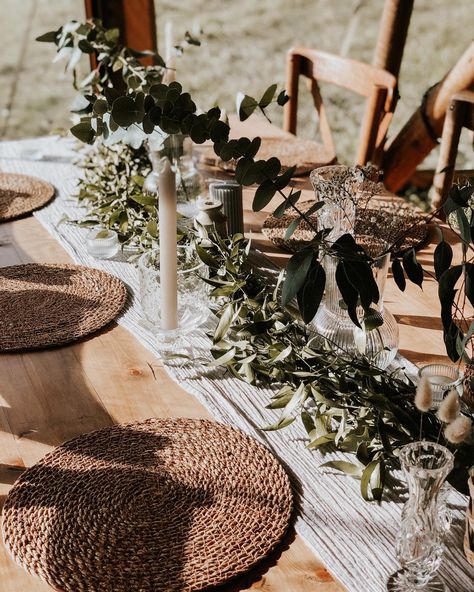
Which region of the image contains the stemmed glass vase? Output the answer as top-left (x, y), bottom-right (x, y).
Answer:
top-left (387, 441), bottom-right (454, 592)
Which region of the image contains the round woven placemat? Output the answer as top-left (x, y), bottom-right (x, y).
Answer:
top-left (0, 263), bottom-right (127, 352)
top-left (2, 418), bottom-right (293, 592)
top-left (0, 172), bottom-right (55, 222)
top-left (262, 199), bottom-right (428, 257)
top-left (198, 137), bottom-right (336, 177)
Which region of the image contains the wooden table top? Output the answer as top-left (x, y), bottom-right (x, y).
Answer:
top-left (0, 117), bottom-right (450, 592)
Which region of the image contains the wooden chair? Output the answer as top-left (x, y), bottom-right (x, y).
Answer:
top-left (283, 47), bottom-right (398, 167)
top-left (84, 0), bottom-right (157, 61)
top-left (432, 90), bottom-right (474, 211)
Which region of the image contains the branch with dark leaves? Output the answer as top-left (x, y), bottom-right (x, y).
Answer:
top-left (197, 233), bottom-right (474, 500)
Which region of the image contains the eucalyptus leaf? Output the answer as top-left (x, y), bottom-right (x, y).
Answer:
top-left (402, 248), bottom-right (423, 288)
top-left (281, 250), bottom-right (314, 306)
top-left (434, 240), bottom-right (453, 280)
top-left (259, 84), bottom-right (277, 108)
top-left (236, 93), bottom-right (258, 121)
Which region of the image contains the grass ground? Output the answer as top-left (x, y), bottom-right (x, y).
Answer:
top-left (0, 0), bottom-right (472, 169)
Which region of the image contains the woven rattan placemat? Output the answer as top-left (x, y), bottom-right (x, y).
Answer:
top-left (262, 199), bottom-right (428, 256)
top-left (0, 172), bottom-right (55, 222)
top-left (0, 263), bottom-right (127, 352)
top-left (2, 418), bottom-right (293, 592)
top-left (198, 137), bottom-right (336, 177)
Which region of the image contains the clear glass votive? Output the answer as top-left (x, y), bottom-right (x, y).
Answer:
top-left (86, 228), bottom-right (119, 259)
top-left (418, 363), bottom-right (464, 409)
top-left (137, 245), bottom-right (209, 343)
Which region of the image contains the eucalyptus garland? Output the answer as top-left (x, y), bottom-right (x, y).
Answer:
top-left (198, 233), bottom-right (474, 501)
top-left (38, 19), bottom-right (418, 328)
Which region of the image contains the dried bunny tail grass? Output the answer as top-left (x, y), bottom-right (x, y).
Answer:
top-left (444, 416), bottom-right (473, 444)
top-left (415, 377), bottom-right (433, 412)
top-left (438, 389), bottom-right (461, 424)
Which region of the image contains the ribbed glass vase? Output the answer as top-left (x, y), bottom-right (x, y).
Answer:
top-left (313, 245), bottom-right (399, 369)
top-left (310, 166), bottom-right (399, 369)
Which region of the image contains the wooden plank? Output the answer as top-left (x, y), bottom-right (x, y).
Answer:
top-left (0, 215), bottom-right (343, 589)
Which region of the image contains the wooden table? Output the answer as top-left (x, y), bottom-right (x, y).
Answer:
top-left (0, 118), bottom-right (450, 592)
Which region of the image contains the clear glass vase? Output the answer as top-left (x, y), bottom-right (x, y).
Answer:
top-left (312, 245), bottom-right (399, 369)
top-left (144, 134), bottom-right (202, 220)
top-left (387, 441), bottom-right (454, 592)
top-left (137, 245), bottom-right (209, 346)
top-left (310, 171), bottom-right (399, 369)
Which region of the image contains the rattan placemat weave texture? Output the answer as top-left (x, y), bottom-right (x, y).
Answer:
top-left (0, 172), bottom-right (55, 221)
top-left (262, 199), bottom-right (428, 256)
top-left (2, 418), bottom-right (293, 592)
top-left (198, 137), bottom-right (336, 177)
top-left (0, 263), bottom-right (127, 352)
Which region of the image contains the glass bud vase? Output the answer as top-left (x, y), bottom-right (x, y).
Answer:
top-left (144, 134), bottom-right (202, 220)
top-left (388, 441), bottom-right (454, 592)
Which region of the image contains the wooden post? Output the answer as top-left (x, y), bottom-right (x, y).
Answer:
top-left (431, 99), bottom-right (466, 211)
top-left (283, 51), bottom-right (301, 135)
top-left (373, 0), bottom-right (414, 77)
top-left (383, 42), bottom-right (474, 192)
top-left (356, 85), bottom-right (387, 166)
top-left (84, 0), bottom-right (157, 59)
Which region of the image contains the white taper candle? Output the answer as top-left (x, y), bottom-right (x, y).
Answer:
top-left (164, 21), bottom-right (176, 84)
top-left (158, 157), bottom-right (178, 330)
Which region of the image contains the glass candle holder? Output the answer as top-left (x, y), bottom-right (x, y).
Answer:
top-left (86, 228), bottom-right (119, 259)
top-left (418, 364), bottom-right (464, 409)
top-left (137, 245), bottom-right (209, 344)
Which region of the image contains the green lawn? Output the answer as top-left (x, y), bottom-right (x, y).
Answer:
top-left (0, 0), bottom-right (472, 168)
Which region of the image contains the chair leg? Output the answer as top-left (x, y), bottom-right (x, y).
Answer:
top-left (283, 51), bottom-right (300, 135)
top-left (432, 99), bottom-right (465, 212)
top-left (356, 85), bottom-right (387, 166)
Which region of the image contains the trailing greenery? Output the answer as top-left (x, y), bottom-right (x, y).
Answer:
top-left (431, 178), bottom-right (474, 363)
top-left (38, 19), bottom-right (473, 500)
top-left (198, 233), bottom-right (474, 500)
top-left (73, 142), bottom-right (158, 251)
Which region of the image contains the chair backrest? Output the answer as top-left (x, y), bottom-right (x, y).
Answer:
top-left (283, 47), bottom-right (398, 166)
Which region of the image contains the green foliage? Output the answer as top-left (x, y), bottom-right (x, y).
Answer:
top-left (196, 234), bottom-right (474, 500)
top-left (437, 178), bottom-right (474, 361)
top-left (73, 142), bottom-right (159, 251)
top-left (236, 85), bottom-right (288, 122)
top-left (39, 20), bottom-right (427, 331)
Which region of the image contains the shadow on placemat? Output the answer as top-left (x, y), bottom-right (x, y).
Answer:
top-left (2, 419), bottom-right (293, 592)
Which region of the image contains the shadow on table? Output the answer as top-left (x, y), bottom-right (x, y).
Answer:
top-left (399, 350), bottom-right (450, 366)
top-left (394, 314), bottom-right (443, 331)
top-left (0, 230), bottom-right (118, 459)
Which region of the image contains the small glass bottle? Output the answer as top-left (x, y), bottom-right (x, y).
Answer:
top-left (388, 441), bottom-right (454, 592)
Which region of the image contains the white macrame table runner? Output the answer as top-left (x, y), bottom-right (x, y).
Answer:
top-left (1, 136), bottom-right (473, 592)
